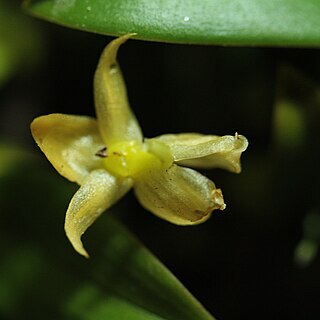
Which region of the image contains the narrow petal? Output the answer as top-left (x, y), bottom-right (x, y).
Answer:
top-left (154, 133), bottom-right (248, 173)
top-left (65, 169), bottom-right (132, 257)
top-left (94, 34), bottom-right (143, 145)
top-left (134, 164), bottom-right (225, 226)
top-left (31, 114), bottom-right (105, 185)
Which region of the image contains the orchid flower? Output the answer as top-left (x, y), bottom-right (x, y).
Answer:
top-left (31, 34), bottom-right (248, 257)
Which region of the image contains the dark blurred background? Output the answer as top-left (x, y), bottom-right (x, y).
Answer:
top-left (1, 1), bottom-right (320, 319)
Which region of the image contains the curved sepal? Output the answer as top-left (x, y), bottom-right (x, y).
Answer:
top-left (134, 164), bottom-right (225, 226)
top-left (65, 169), bottom-right (132, 257)
top-left (154, 133), bottom-right (248, 173)
top-left (31, 114), bottom-right (105, 184)
top-left (94, 34), bottom-right (143, 145)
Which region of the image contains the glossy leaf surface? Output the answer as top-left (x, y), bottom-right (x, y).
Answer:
top-left (24, 0), bottom-right (320, 46)
top-left (87, 217), bottom-right (215, 320)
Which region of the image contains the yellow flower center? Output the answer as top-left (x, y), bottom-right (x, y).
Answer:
top-left (103, 139), bottom-right (173, 179)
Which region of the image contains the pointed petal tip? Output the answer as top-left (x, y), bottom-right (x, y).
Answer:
top-left (155, 132), bottom-right (248, 173)
top-left (192, 189), bottom-right (226, 225)
top-left (63, 170), bottom-right (132, 258)
top-left (119, 32), bottom-right (137, 39)
top-left (65, 228), bottom-right (90, 258)
top-left (212, 188), bottom-right (226, 211)
top-left (106, 33), bottom-right (137, 56)
top-left (76, 244), bottom-right (90, 259)
top-left (94, 34), bottom-right (143, 144)
top-left (233, 164), bottom-right (242, 174)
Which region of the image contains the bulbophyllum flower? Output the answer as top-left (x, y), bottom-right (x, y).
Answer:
top-left (31, 34), bottom-right (248, 258)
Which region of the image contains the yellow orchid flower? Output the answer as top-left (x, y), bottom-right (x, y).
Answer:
top-left (31, 34), bottom-right (248, 258)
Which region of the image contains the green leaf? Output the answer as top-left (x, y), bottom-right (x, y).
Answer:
top-left (84, 217), bottom-right (215, 320)
top-left (65, 283), bottom-right (166, 320)
top-left (0, 150), bottom-right (215, 320)
top-left (24, 0), bottom-right (320, 46)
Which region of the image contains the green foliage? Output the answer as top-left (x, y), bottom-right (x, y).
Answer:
top-left (24, 0), bottom-right (320, 46)
top-left (1, 1), bottom-right (320, 319)
top-left (88, 218), bottom-right (214, 320)
top-left (0, 148), bottom-right (214, 319)
top-left (0, 1), bottom-right (42, 86)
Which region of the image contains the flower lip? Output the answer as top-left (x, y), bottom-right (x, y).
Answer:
top-left (102, 139), bottom-right (173, 179)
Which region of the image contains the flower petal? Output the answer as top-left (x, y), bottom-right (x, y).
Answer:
top-left (31, 114), bottom-right (105, 185)
top-left (65, 169), bottom-right (132, 257)
top-left (134, 164), bottom-right (225, 226)
top-left (154, 133), bottom-right (248, 173)
top-left (94, 34), bottom-right (143, 145)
